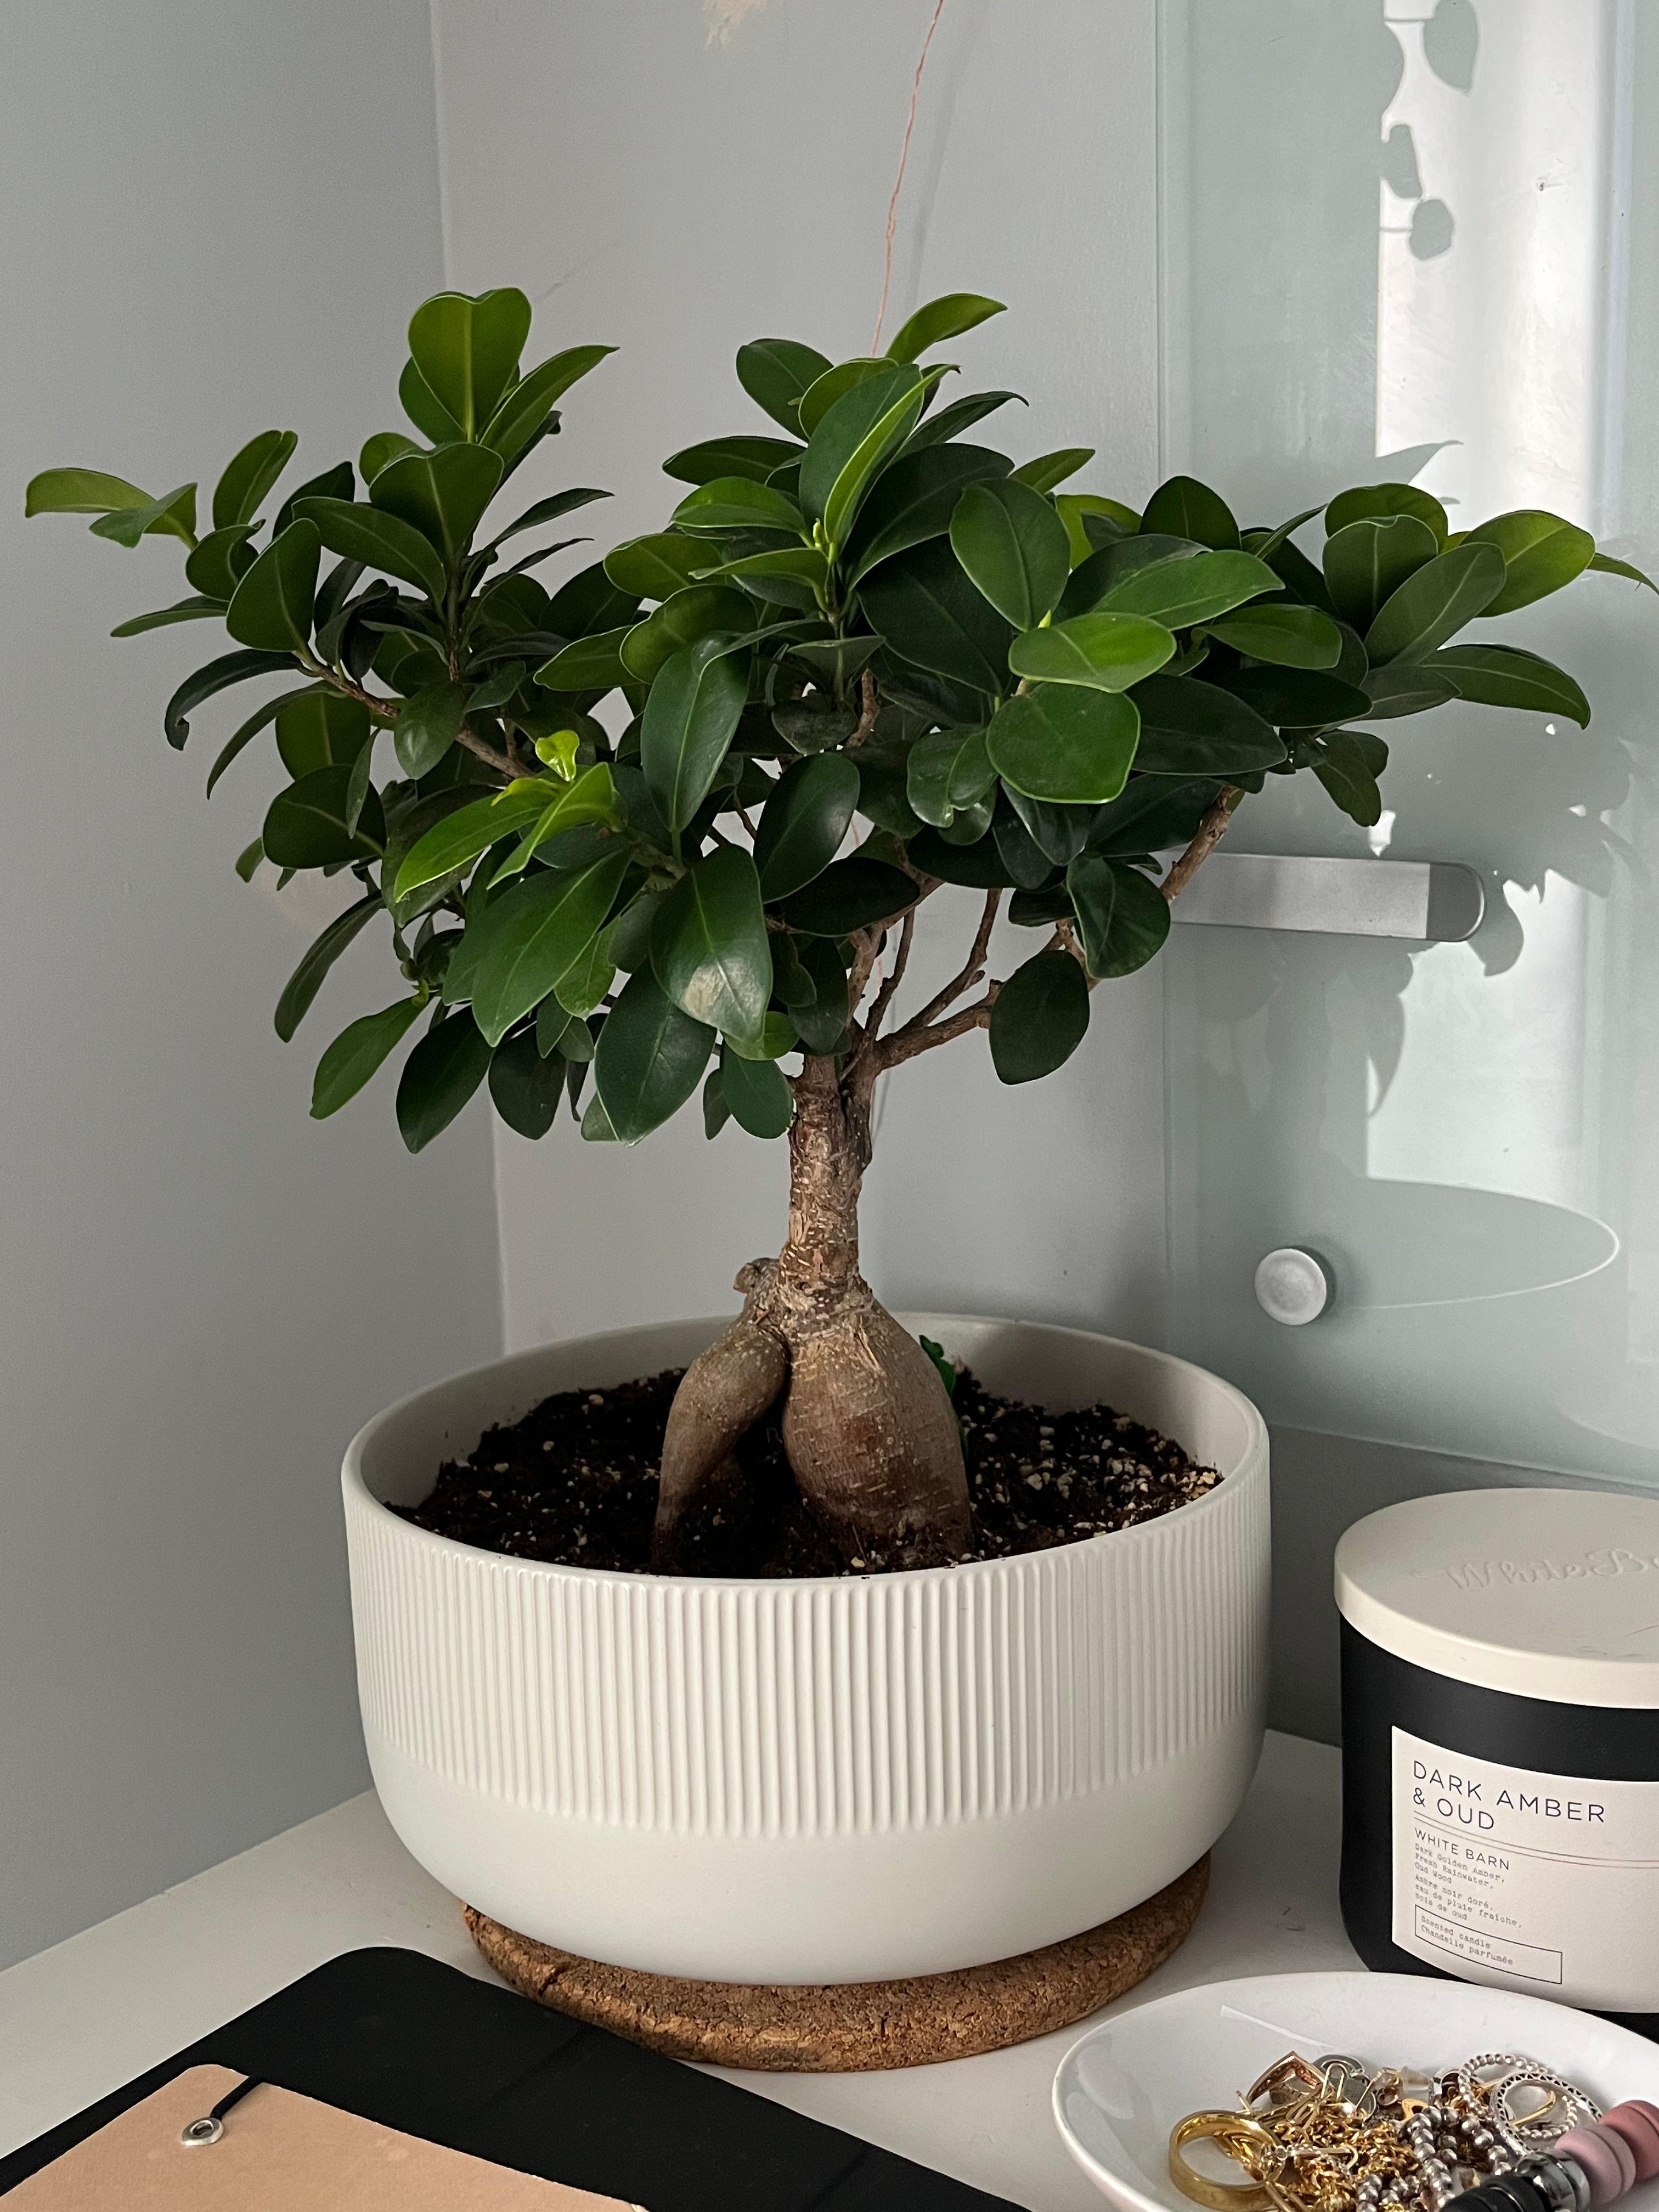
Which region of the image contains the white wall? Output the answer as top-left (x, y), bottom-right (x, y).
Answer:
top-left (0, 0), bottom-right (501, 1967)
top-left (428, 0), bottom-right (1171, 1351)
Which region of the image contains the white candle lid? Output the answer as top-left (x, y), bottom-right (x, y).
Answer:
top-left (1335, 1487), bottom-right (1659, 1707)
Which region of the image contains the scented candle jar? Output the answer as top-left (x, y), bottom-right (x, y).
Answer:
top-left (1337, 1488), bottom-right (1659, 2031)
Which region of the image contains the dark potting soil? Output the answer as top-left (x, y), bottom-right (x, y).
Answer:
top-left (399, 1364), bottom-right (1223, 1577)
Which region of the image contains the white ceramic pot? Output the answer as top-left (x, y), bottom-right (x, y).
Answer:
top-left (343, 1314), bottom-right (1269, 1985)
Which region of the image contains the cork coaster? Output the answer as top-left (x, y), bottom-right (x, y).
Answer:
top-left (465, 1854), bottom-right (1207, 2072)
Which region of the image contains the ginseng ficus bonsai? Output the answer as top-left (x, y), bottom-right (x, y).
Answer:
top-left (30, 286), bottom-right (1646, 1567)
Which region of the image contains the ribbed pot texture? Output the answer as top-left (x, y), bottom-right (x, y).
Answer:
top-left (343, 1314), bottom-right (1270, 1984)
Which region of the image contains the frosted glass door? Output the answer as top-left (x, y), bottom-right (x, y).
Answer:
top-left (1158, 0), bottom-right (1659, 1481)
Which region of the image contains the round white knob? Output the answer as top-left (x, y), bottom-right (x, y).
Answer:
top-left (1254, 1246), bottom-right (1334, 1326)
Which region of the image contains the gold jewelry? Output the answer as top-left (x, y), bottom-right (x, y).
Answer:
top-left (1170, 2110), bottom-right (1283, 2211)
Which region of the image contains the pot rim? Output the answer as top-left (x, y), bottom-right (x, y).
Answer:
top-left (342, 1310), bottom-right (1267, 1595)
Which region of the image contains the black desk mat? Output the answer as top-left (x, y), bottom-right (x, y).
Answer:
top-left (0, 1945), bottom-right (1022, 2209)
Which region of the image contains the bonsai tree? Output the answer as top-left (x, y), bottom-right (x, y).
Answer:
top-left (30, 286), bottom-right (1645, 1568)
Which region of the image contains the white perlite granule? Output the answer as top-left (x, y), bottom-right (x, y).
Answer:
top-left (704, 0), bottom-right (769, 42)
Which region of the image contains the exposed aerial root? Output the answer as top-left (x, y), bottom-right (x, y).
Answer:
top-left (651, 1268), bottom-right (785, 1566)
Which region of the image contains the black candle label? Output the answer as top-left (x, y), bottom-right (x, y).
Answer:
top-left (1391, 1726), bottom-right (1659, 2011)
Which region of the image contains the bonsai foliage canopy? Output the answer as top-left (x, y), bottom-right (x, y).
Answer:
top-left (27, 284), bottom-right (1646, 1562)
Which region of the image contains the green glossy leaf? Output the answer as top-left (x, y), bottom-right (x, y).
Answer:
top-left (1098, 548), bottom-right (1278, 629)
top-left (397, 1009), bottom-right (493, 1150)
top-left (843, 442), bottom-right (1012, 583)
top-left (538, 997), bottom-right (592, 1058)
top-left (1002, 786), bottom-right (1093, 867)
top-left (795, 359), bottom-right (890, 437)
top-left (25, 466), bottom-right (183, 532)
top-left (1056, 493), bottom-right (1142, 565)
top-left (1066, 853), bottom-right (1171, 977)
top-left (604, 532), bottom-right (712, 600)
top-left (554, 929), bottom-right (617, 1018)
top-left (1217, 667), bottom-right (1374, 728)
top-left (724, 1010), bottom-right (798, 1060)
top-left (640, 639), bottom-right (751, 834)
top-left (480, 342), bottom-right (614, 462)
top-left (906, 727), bottom-right (994, 828)
top-left (1313, 730), bottom-right (1389, 825)
top-left (224, 521), bottom-right (319, 652)
top-left (1203, 603), bottom-right (1342, 669)
top-left (1059, 535), bottom-right (1204, 619)
top-left (989, 950), bottom-right (1089, 1083)
top-left (235, 837), bottom-right (264, 882)
top-left (1088, 775), bottom-right (1222, 856)
top-left (213, 430), bottom-right (297, 529)
top-left (1359, 664), bottom-right (1456, 719)
top-left (755, 754), bottom-right (860, 898)
top-left (359, 431), bottom-right (418, 484)
top-left (1007, 612), bottom-right (1176, 693)
top-left (275, 689), bottom-right (369, 778)
top-left (815, 372), bottom-right (935, 551)
top-left (690, 544), bottom-right (829, 606)
top-left (719, 1047), bottom-right (793, 1137)
top-left (905, 828), bottom-right (1017, 889)
top-left (1325, 481), bottom-right (1448, 547)
top-left (88, 483), bottom-right (196, 548)
top-left (620, 585), bottom-right (754, 684)
top-left (536, 626), bottom-right (633, 691)
top-left (595, 968), bottom-right (715, 1142)
top-left (789, 938), bottom-right (850, 1050)
top-left (1130, 675), bottom-right (1288, 775)
top-left (263, 766), bottom-right (385, 868)
top-left (905, 388), bottom-right (1024, 452)
top-left (857, 535), bottom-right (1014, 696)
top-left (185, 524), bottom-right (259, 601)
top-left (110, 594), bottom-right (224, 638)
top-left (1364, 540), bottom-right (1507, 663)
top-left (1245, 507), bottom-right (1324, 564)
top-left (798, 364), bottom-right (920, 526)
top-left (663, 435), bottom-right (802, 486)
top-left (650, 847), bottom-right (772, 1038)
top-left (1431, 643), bottom-right (1590, 724)
top-left (165, 648), bottom-right (296, 750)
top-left (884, 291), bottom-right (1004, 364)
top-left (407, 287), bottom-right (531, 438)
top-left (1323, 514), bottom-right (1440, 632)
top-left (1589, 550), bottom-right (1659, 593)
top-left (297, 496), bottom-right (447, 603)
top-left (470, 851), bottom-right (630, 1046)
top-left (545, 558), bottom-right (639, 639)
top-left (736, 338), bottom-right (832, 433)
top-left (949, 477), bottom-right (1070, 629)
top-left (273, 893), bottom-right (380, 1040)
top-left (1140, 476), bottom-right (1240, 550)
top-left (777, 858), bottom-right (918, 935)
top-left (399, 359), bottom-right (463, 444)
top-left (670, 475), bottom-right (806, 535)
top-left (205, 683), bottom-right (320, 797)
top-left (487, 1026), bottom-right (566, 1138)
top-left (395, 681), bottom-right (467, 778)
top-left (1466, 509), bottom-right (1596, 614)
top-left (1011, 448), bottom-right (1094, 494)
top-left (311, 996), bottom-right (422, 1118)
top-left (370, 441), bottom-right (503, 563)
top-left (486, 492), bottom-right (610, 565)
top-left (395, 768), bottom-right (614, 900)
top-left (987, 686), bottom-right (1139, 804)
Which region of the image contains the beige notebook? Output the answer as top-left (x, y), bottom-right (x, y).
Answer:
top-left (9, 2063), bottom-right (641, 2210)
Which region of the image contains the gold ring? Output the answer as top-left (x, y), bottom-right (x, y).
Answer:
top-left (1169, 2112), bottom-right (1280, 2212)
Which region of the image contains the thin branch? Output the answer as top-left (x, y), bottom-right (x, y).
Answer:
top-left (1162, 784), bottom-right (1242, 904)
top-left (889, 888), bottom-right (1000, 1042)
top-left (848, 668), bottom-right (881, 749)
top-left (859, 907), bottom-right (916, 1045)
top-left (455, 722), bottom-right (521, 781)
top-left (878, 986), bottom-right (997, 1070)
top-left (871, 0), bottom-right (950, 352)
top-left (844, 923), bottom-right (886, 1017)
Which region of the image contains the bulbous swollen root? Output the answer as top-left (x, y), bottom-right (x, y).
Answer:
top-left (651, 1056), bottom-right (974, 1569)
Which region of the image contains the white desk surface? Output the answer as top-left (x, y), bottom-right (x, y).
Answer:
top-left (0, 1729), bottom-right (1353, 2209)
